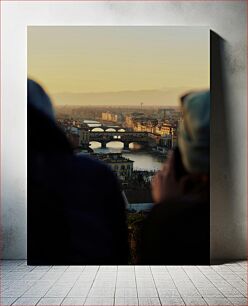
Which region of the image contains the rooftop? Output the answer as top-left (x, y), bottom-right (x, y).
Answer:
top-left (91, 153), bottom-right (134, 164)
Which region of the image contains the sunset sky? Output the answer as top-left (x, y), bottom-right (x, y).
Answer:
top-left (28, 26), bottom-right (209, 106)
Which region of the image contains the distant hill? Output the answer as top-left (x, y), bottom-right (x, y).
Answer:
top-left (51, 87), bottom-right (196, 107)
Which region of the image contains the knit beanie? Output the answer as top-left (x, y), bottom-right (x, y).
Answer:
top-left (28, 79), bottom-right (55, 121)
top-left (178, 91), bottom-right (210, 174)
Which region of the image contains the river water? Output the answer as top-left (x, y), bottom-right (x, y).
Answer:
top-left (84, 120), bottom-right (166, 171)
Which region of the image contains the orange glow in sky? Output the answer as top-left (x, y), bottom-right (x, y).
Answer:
top-left (28, 26), bottom-right (209, 106)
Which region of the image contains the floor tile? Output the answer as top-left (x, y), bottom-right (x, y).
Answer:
top-left (85, 297), bottom-right (114, 305)
top-left (159, 297), bottom-right (185, 305)
top-left (177, 288), bottom-right (201, 297)
top-left (22, 282), bottom-right (54, 297)
top-left (66, 266), bottom-right (85, 272)
top-left (115, 297), bottom-right (138, 305)
top-left (136, 279), bottom-right (155, 287)
top-left (157, 288), bottom-right (180, 298)
top-left (88, 287), bottom-right (115, 298)
top-left (138, 297), bottom-right (161, 305)
top-left (228, 297), bottom-right (248, 305)
top-left (116, 280), bottom-right (136, 288)
top-left (115, 288), bottom-right (137, 298)
top-left (217, 286), bottom-right (245, 297)
top-left (67, 285), bottom-right (91, 297)
top-left (45, 285), bottom-right (73, 297)
top-left (117, 266), bottom-right (134, 272)
top-left (37, 297), bottom-right (64, 305)
top-left (12, 297), bottom-right (41, 305)
top-left (182, 297), bottom-right (207, 305)
top-left (0, 297), bottom-right (17, 306)
top-left (204, 297), bottom-right (233, 305)
top-left (137, 287), bottom-right (158, 298)
top-left (197, 287), bottom-right (224, 297)
top-left (61, 297), bottom-right (86, 305)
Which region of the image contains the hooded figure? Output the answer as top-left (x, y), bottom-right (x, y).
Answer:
top-left (178, 90), bottom-right (210, 174)
top-left (138, 90), bottom-right (210, 265)
top-left (28, 79), bottom-right (129, 264)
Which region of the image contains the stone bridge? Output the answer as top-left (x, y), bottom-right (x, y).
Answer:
top-left (89, 131), bottom-right (149, 149)
top-left (89, 125), bottom-right (126, 132)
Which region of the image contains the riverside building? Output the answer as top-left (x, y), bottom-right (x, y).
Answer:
top-left (91, 153), bottom-right (134, 181)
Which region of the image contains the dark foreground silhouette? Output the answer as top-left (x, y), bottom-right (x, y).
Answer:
top-left (138, 91), bottom-right (210, 265)
top-left (28, 80), bottom-right (129, 265)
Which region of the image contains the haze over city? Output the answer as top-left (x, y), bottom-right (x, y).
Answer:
top-left (28, 26), bottom-right (209, 106)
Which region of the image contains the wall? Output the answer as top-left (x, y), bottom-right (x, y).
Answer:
top-left (1, 1), bottom-right (247, 260)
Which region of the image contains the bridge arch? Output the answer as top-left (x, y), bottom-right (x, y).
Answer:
top-left (105, 128), bottom-right (117, 132)
top-left (91, 127), bottom-right (104, 132)
top-left (106, 140), bottom-right (125, 149)
top-left (89, 131), bottom-right (149, 149)
top-left (106, 140), bottom-right (130, 150)
top-left (89, 140), bottom-right (102, 149)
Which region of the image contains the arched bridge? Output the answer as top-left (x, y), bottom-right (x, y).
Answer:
top-left (89, 131), bottom-right (149, 149)
top-left (89, 125), bottom-right (126, 132)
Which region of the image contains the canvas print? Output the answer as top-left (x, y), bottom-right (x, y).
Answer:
top-left (28, 26), bottom-right (210, 264)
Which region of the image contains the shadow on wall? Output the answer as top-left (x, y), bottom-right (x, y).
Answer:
top-left (210, 31), bottom-right (243, 263)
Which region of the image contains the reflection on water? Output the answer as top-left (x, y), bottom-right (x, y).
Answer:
top-left (90, 141), bottom-right (165, 171)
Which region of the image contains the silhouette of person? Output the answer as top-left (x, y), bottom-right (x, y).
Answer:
top-left (28, 79), bottom-right (129, 264)
top-left (138, 91), bottom-right (210, 265)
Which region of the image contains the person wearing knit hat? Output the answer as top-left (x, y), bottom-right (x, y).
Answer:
top-left (28, 79), bottom-right (129, 265)
top-left (178, 91), bottom-right (210, 174)
top-left (151, 90), bottom-right (210, 204)
top-left (138, 90), bottom-right (210, 265)
top-left (28, 79), bottom-right (55, 122)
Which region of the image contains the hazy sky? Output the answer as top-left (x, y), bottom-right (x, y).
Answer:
top-left (28, 26), bottom-right (209, 105)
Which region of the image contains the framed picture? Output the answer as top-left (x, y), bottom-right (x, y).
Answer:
top-left (28, 26), bottom-right (210, 265)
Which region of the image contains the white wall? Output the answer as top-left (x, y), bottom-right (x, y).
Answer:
top-left (1, 1), bottom-right (246, 260)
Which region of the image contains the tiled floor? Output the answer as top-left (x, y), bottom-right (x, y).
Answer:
top-left (0, 261), bottom-right (247, 305)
